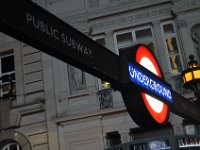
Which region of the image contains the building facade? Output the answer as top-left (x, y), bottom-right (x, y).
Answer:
top-left (0, 0), bottom-right (200, 149)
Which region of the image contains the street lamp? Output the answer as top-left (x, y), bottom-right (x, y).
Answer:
top-left (182, 55), bottom-right (200, 104)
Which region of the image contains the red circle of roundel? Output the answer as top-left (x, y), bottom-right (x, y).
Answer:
top-left (136, 46), bottom-right (168, 124)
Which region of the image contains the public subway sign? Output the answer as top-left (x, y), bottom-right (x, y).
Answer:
top-left (0, 0), bottom-right (121, 87)
top-left (121, 45), bottom-right (172, 127)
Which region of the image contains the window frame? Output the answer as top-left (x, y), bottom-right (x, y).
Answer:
top-left (114, 25), bottom-right (156, 55)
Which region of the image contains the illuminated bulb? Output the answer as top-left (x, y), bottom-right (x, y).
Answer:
top-left (14, 132), bottom-right (18, 137)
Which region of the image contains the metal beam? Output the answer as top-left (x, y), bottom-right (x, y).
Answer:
top-left (171, 91), bottom-right (200, 123)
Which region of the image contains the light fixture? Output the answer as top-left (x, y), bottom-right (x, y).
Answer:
top-left (14, 132), bottom-right (18, 137)
top-left (101, 81), bottom-right (110, 89)
top-left (182, 55), bottom-right (200, 104)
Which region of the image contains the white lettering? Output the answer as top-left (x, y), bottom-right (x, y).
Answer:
top-left (128, 64), bottom-right (172, 102)
top-left (26, 13), bottom-right (93, 59)
top-left (84, 47), bottom-right (89, 56)
top-left (40, 21), bottom-right (46, 32)
top-left (53, 29), bottom-right (59, 40)
top-left (77, 43), bottom-right (83, 53)
top-left (143, 75), bottom-right (149, 86)
top-left (88, 49), bottom-right (93, 58)
top-left (26, 13), bottom-right (32, 23)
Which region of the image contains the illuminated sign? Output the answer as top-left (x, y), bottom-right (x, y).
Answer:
top-left (129, 140), bottom-right (171, 150)
top-left (178, 137), bottom-right (200, 148)
top-left (129, 143), bottom-right (148, 150)
top-left (128, 63), bottom-right (172, 103)
top-left (121, 45), bottom-right (171, 127)
top-left (135, 45), bottom-right (170, 125)
top-left (148, 140), bottom-right (171, 150)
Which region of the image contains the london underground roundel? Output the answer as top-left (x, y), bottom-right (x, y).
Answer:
top-left (121, 45), bottom-right (170, 128)
top-left (136, 46), bottom-right (168, 124)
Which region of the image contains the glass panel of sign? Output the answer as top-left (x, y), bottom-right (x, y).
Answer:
top-left (129, 142), bottom-right (148, 150)
top-left (177, 137), bottom-right (200, 149)
top-left (129, 139), bottom-right (171, 150)
top-left (148, 140), bottom-right (171, 150)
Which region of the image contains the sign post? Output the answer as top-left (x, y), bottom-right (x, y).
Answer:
top-left (1, 0), bottom-right (200, 127)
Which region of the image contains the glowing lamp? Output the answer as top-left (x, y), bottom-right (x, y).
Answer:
top-left (182, 55), bottom-right (200, 103)
top-left (102, 81), bottom-right (110, 89)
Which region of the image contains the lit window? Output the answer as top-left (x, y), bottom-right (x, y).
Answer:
top-left (0, 53), bottom-right (15, 99)
top-left (161, 21), bottom-right (183, 75)
top-left (93, 35), bottom-right (111, 90)
top-left (114, 26), bottom-right (156, 55)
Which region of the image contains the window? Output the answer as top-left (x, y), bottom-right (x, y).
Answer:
top-left (114, 26), bottom-right (156, 55)
top-left (93, 35), bottom-right (111, 90)
top-left (161, 21), bottom-right (183, 75)
top-left (106, 131), bottom-right (121, 147)
top-left (68, 65), bottom-right (86, 95)
top-left (0, 53), bottom-right (15, 99)
top-left (184, 124), bottom-right (196, 135)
